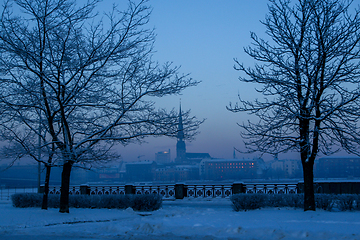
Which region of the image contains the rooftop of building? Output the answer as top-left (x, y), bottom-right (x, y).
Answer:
top-left (202, 158), bottom-right (258, 163)
top-left (186, 153), bottom-right (211, 159)
top-left (126, 161), bottom-right (156, 165)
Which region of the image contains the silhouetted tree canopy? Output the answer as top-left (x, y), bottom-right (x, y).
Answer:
top-left (0, 0), bottom-right (202, 213)
top-left (229, 0), bottom-right (360, 211)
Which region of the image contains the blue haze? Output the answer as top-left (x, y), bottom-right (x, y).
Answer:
top-left (117, 0), bottom-right (273, 162)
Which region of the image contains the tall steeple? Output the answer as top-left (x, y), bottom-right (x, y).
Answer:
top-left (176, 102), bottom-right (186, 163)
top-left (178, 103), bottom-right (184, 140)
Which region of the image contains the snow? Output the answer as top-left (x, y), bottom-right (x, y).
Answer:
top-left (1, 198), bottom-right (360, 239)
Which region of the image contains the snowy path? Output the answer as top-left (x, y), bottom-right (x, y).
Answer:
top-left (1, 199), bottom-right (360, 239)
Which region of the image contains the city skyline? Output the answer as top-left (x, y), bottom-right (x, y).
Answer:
top-left (116, 0), bottom-right (275, 162)
top-left (114, 0), bottom-right (358, 162)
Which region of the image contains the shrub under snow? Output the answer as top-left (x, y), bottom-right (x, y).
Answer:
top-left (315, 194), bottom-right (335, 211)
top-left (131, 194), bottom-right (162, 211)
top-left (230, 194), bottom-right (267, 211)
top-left (230, 193), bottom-right (360, 211)
top-left (231, 193), bottom-right (305, 211)
top-left (336, 194), bottom-right (356, 211)
top-left (11, 193), bottom-right (161, 211)
top-left (11, 193), bottom-right (43, 208)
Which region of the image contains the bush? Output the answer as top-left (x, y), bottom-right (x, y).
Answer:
top-left (266, 194), bottom-right (288, 208)
top-left (230, 194), bottom-right (267, 211)
top-left (355, 195), bottom-right (360, 211)
top-left (315, 194), bottom-right (335, 211)
top-left (131, 194), bottom-right (162, 211)
top-left (47, 194), bottom-right (60, 208)
top-left (11, 193), bottom-right (161, 211)
top-left (336, 194), bottom-right (356, 211)
top-left (91, 195), bottom-right (132, 209)
top-left (69, 195), bottom-right (91, 208)
top-left (11, 193), bottom-right (43, 208)
top-left (283, 194), bottom-right (304, 208)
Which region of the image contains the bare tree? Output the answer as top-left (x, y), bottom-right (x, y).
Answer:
top-left (0, 0), bottom-right (201, 213)
top-left (228, 0), bottom-right (360, 211)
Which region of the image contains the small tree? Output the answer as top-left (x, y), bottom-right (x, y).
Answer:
top-left (229, 0), bottom-right (360, 211)
top-left (0, 0), bottom-right (201, 213)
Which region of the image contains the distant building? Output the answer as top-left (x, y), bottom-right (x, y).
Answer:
top-left (175, 165), bottom-right (199, 181)
top-left (200, 158), bottom-right (259, 180)
top-left (155, 150), bottom-right (171, 164)
top-left (270, 159), bottom-right (301, 179)
top-left (125, 161), bottom-right (157, 182)
top-left (186, 153), bottom-right (211, 164)
top-left (315, 156), bottom-right (360, 179)
top-left (284, 159), bottom-right (301, 178)
top-left (98, 167), bottom-right (121, 181)
top-left (154, 166), bottom-right (175, 182)
top-left (269, 160), bottom-right (286, 179)
top-left (154, 164), bottom-right (199, 182)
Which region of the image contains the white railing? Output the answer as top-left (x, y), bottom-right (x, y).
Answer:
top-left (186, 184), bottom-right (232, 198)
top-left (43, 182), bottom-right (300, 199)
top-left (89, 185), bottom-right (126, 195)
top-left (245, 184), bottom-right (297, 194)
top-left (134, 184), bottom-right (175, 200)
top-left (8, 181), bottom-right (360, 200)
top-left (48, 186), bottom-right (81, 195)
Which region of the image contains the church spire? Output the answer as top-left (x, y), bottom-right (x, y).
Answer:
top-left (176, 101), bottom-right (186, 163)
top-left (177, 102), bottom-right (184, 141)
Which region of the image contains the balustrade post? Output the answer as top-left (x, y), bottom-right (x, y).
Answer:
top-left (232, 182), bottom-right (244, 194)
top-left (125, 184), bottom-right (135, 194)
top-left (297, 182), bottom-right (304, 193)
top-left (39, 184), bottom-right (45, 194)
top-left (80, 184), bottom-right (90, 195)
top-left (175, 184), bottom-right (185, 199)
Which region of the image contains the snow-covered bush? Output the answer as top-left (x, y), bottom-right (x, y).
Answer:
top-left (266, 194), bottom-right (288, 207)
top-left (131, 194), bottom-right (162, 211)
top-left (231, 194), bottom-right (267, 211)
top-left (69, 195), bottom-right (93, 208)
top-left (336, 194), bottom-right (356, 211)
top-left (116, 194), bottom-right (133, 209)
top-left (11, 193), bottom-right (43, 208)
top-left (231, 194), bottom-right (305, 211)
top-left (355, 195), bottom-right (360, 211)
top-left (47, 194), bottom-right (60, 208)
top-left (89, 195), bottom-right (132, 209)
top-left (11, 193), bottom-right (161, 211)
top-left (283, 194), bottom-right (304, 208)
top-left (68, 195), bottom-right (133, 209)
top-left (315, 194), bottom-right (335, 211)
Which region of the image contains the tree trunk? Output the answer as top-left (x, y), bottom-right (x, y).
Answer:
top-left (302, 161), bottom-right (315, 211)
top-left (59, 161), bottom-right (73, 213)
top-left (41, 164), bottom-right (51, 210)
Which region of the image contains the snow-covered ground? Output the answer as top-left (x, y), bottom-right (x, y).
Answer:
top-left (1, 198), bottom-right (360, 240)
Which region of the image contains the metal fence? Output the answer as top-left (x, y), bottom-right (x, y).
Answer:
top-left (244, 184), bottom-right (298, 194)
top-left (0, 187), bottom-right (38, 201)
top-left (186, 184), bottom-right (233, 198)
top-left (44, 182), bottom-right (299, 200)
top-left (3, 181), bottom-right (359, 201)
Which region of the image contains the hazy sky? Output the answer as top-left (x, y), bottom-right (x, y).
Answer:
top-left (117, 0), bottom-right (276, 162)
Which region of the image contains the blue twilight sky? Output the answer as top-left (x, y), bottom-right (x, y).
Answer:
top-left (117, 0), bottom-right (278, 162)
